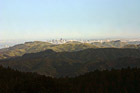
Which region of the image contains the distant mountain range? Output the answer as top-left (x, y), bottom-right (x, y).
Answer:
top-left (0, 40), bottom-right (139, 60)
top-left (0, 48), bottom-right (140, 77)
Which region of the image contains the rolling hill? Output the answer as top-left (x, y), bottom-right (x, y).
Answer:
top-left (0, 40), bottom-right (135, 60)
top-left (123, 44), bottom-right (140, 49)
top-left (91, 40), bottom-right (127, 48)
top-left (0, 41), bottom-right (98, 59)
top-left (0, 48), bottom-right (140, 77)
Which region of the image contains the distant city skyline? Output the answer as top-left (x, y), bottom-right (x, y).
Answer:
top-left (0, 0), bottom-right (140, 40)
top-left (1, 38), bottom-right (140, 49)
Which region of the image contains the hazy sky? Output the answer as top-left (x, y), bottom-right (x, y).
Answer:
top-left (0, 0), bottom-right (140, 40)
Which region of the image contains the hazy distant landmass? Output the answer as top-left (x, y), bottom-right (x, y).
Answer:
top-left (0, 41), bottom-right (25, 49)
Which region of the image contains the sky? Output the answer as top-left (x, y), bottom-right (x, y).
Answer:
top-left (0, 0), bottom-right (140, 40)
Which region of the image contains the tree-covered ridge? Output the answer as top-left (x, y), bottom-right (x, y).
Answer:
top-left (0, 65), bottom-right (139, 93)
top-left (0, 41), bottom-right (98, 59)
top-left (0, 48), bottom-right (140, 77)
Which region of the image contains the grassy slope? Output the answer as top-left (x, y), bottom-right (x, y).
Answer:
top-left (0, 41), bottom-right (98, 59)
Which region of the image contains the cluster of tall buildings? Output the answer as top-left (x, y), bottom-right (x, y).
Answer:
top-left (46, 38), bottom-right (67, 44)
top-left (46, 38), bottom-right (140, 44)
top-left (46, 38), bottom-right (117, 44)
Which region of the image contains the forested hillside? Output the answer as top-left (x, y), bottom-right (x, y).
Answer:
top-left (0, 65), bottom-right (139, 93)
top-left (0, 48), bottom-right (140, 77)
